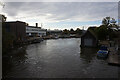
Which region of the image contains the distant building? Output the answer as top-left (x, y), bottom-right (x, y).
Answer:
top-left (47, 29), bottom-right (62, 35)
top-left (81, 29), bottom-right (98, 47)
top-left (26, 23), bottom-right (47, 37)
top-left (3, 21), bottom-right (26, 41)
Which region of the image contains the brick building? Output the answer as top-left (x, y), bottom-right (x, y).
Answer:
top-left (3, 21), bottom-right (26, 41)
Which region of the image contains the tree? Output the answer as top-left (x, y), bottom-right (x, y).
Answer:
top-left (95, 25), bottom-right (108, 40)
top-left (102, 17), bottom-right (110, 27)
top-left (102, 17), bottom-right (118, 29)
top-left (1, 14), bottom-right (7, 22)
top-left (70, 28), bottom-right (75, 34)
top-left (99, 17), bottom-right (119, 40)
top-left (110, 18), bottom-right (119, 29)
top-left (62, 29), bottom-right (69, 34)
top-left (75, 28), bottom-right (82, 34)
top-left (95, 25), bottom-right (116, 40)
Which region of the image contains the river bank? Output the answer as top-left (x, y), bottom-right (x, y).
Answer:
top-left (98, 40), bottom-right (120, 66)
top-left (107, 46), bottom-right (120, 66)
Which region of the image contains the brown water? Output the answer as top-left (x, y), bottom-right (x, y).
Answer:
top-left (3, 38), bottom-right (119, 78)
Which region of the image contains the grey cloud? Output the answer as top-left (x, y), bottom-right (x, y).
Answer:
top-left (3, 0), bottom-right (120, 2)
top-left (3, 2), bottom-right (118, 22)
top-left (45, 2), bottom-right (118, 21)
top-left (3, 2), bottom-right (27, 16)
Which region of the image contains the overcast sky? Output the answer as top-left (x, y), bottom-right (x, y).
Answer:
top-left (0, 2), bottom-right (118, 30)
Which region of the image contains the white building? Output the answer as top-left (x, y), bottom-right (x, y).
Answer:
top-left (26, 25), bottom-right (47, 37)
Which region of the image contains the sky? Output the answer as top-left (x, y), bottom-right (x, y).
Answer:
top-left (0, 2), bottom-right (118, 30)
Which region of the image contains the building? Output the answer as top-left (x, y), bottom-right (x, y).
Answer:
top-left (3, 21), bottom-right (26, 41)
top-left (81, 30), bottom-right (98, 47)
top-left (47, 29), bottom-right (62, 36)
top-left (26, 23), bottom-right (47, 37)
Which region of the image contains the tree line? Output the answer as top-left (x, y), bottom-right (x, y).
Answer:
top-left (62, 28), bottom-right (83, 35)
top-left (88, 16), bottom-right (119, 40)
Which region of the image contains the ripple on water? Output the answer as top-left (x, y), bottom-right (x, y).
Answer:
top-left (3, 38), bottom-right (119, 78)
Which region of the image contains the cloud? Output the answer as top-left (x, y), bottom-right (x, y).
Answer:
top-left (1, 2), bottom-right (118, 29)
top-left (47, 2), bottom-right (118, 21)
top-left (3, 0), bottom-right (120, 2)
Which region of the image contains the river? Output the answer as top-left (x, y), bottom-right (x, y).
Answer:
top-left (3, 38), bottom-right (119, 78)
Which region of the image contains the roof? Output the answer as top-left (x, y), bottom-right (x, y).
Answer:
top-left (5, 21), bottom-right (26, 23)
top-left (89, 29), bottom-right (97, 39)
top-left (88, 27), bottom-right (97, 30)
top-left (47, 30), bottom-right (62, 32)
top-left (27, 26), bottom-right (47, 30)
top-left (27, 26), bottom-right (40, 28)
top-left (81, 27), bottom-right (97, 39)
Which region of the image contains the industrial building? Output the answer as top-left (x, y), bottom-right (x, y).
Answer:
top-left (26, 23), bottom-right (47, 37)
top-left (3, 21), bottom-right (26, 41)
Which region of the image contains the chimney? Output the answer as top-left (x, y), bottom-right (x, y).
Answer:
top-left (36, 23), bottom-right (38, 27)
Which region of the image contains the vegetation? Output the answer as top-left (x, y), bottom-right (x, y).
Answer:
top-left (93, 17), bottom-right (118, 40)
top-left (102, 16), bottom-right (118, 29)
top-left (75, 28), bottom-right (82, 35)
top-left (95, 25), bottom-right (108, 40)
top-left (62, 28), bottom-right (82, 35)
top-left (62, 29), bottom-right (69, 34)
top-left (1, 14), bottom-right (7, 22)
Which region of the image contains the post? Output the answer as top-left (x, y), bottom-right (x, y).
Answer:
top-left (0, 14), bottom-right (2, 79)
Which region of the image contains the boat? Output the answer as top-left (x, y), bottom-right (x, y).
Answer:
top-left (97, 46), bottom-right (109, 58)
top-left (54, 36), bottom-right (59, 39)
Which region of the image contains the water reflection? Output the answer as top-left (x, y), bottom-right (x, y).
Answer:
top-left (80, 47), bottom-right (98, 63)
top-left (12, 47), bottom-right (27, 61)
top-left (3, 39), bottom-right (119, 78)
top-left (3, 46), bottom-right (28, 77)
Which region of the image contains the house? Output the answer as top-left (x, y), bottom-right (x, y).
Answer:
top-left (26, 23), bottom-right (47, 37)
top-left (81, 29), bottom-right (98, 47)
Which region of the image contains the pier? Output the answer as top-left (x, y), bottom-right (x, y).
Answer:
top-left (107, 47), bottom-right (120, 66)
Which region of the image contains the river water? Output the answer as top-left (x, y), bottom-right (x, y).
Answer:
top-left (3, 38), bottom-right (119, 78)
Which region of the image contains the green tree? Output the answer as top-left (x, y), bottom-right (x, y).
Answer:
top-left (62, 29), bottom-right (69, 34)
top-left (102, 17), bottom-right (110, 27)
top-left (1, 14), bottom-right (7, 22)
top-left (96, 17), bottom-right (118, 40)
top-left (95, 25), bottom-right (108, 40)
top-left (75, 28), bottom-right (82, 34)
top-left (109, 18), bottom-right (119, 29)
top-left (102, 17), bottom-right (118, 29)
top-left (70, 28), bottom-right (75, 34)
top-left (95, 25), bottom-right (116, 40)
